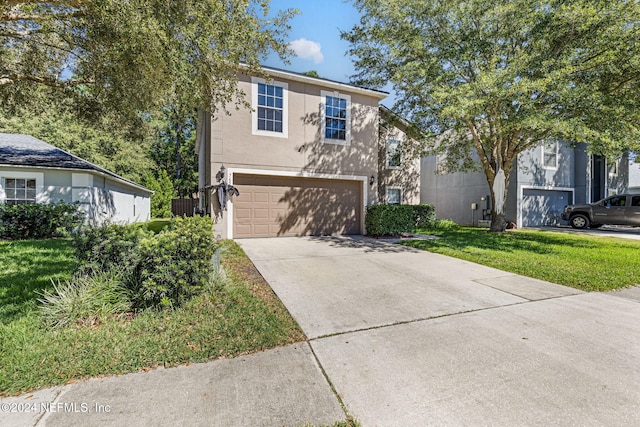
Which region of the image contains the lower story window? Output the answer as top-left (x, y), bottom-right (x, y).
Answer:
top-left (4, 178), bottom-right (36, 205)
top-left (386, 187), bottom-right (402, 205)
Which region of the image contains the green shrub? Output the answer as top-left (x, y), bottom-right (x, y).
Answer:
top-left (412, 204), bottom-right (436, 228)
top-left (39, 271), bottom-right (132, 328)
top-left (0, 202), bottom-right (84, 240)
top-left (136, 216), bottom-right (216, 309)
top-left (144, 170), bottom-right (176, 218)
top-left (365, 204), bottom-right (437, 237)
top-left (72, 216), bottom-right (216, 310)
top-left (365, 205), bottom-right (415, 237)
top-left (434, 219), bottom-right (458, 230)
top-left (73, 222), bottom-right (152, 276)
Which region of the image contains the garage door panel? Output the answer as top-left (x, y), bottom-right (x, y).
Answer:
top-left (233, 174), bottom-right (361, 238)
top-left (522, 189), bottom-right (572, 227)
top-left (254, 192), bottom-right (269, 203)
top-left (253, 208), bottom-right (269, 219)
top-left (235, 208), bottom-right (252, 219)
top-left (235, 224), bottom-right (252, 236)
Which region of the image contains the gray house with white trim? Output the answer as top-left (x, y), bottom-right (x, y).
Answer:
top-left (0, 133), bottom-right (152, 224)
top-left (421, 139), bottom-right (634, 227)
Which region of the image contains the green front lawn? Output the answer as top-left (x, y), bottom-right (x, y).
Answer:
top-left (0, 239), bottom-right (304, 396)
top-left (403, 227), bottom-right (640, 292)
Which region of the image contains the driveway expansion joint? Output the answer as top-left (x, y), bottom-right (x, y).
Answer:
top-left (308, 293), bottom-right (585, 342)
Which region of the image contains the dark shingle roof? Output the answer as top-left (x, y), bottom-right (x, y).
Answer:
top-left (0, 133), bottom-right (150, 193)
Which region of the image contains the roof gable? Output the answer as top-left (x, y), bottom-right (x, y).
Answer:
top-left (0, 133), bottom-right (150, 193)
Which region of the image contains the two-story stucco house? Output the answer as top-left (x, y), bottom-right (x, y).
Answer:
top-left (421, 139), bottom-right (633, 227)
top-left (196, 66), bottom-right (421, 238)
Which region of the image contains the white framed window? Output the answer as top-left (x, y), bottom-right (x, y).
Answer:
top-left (608, 159), bottom-right (619, 176)
top-left (542, 139), bottom-right (558, 169)
top-left (386, 187), bottom-right (402, 205)
top-left (321, 90), bottom-right (351, 145)
top-left (251, 77), bottom-right (288, 138)
top-left (3, 178), bottom-right (36, 205)
top-left (0, 171), bottom-right (43, 205)
top-left (386, 139), bottom-right (401, 168)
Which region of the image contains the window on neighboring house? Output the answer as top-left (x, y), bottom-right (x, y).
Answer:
top-left (252, 77), bottom-right (288, 137)
top-left (608, 159), bottom-right (619, 176)
top-left (386, 187), bottom-right (402, 205)
top-left (322, 91), bottom-right (351, 144)
top-left (3, 178), bottom-right (36, 205)
top-left (386, 139), bottom-right (401, 168)
top-left (543, 139), bottom-right (558, 169)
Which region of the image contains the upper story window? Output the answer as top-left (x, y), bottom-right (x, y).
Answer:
top-left (543, 139), bottom-right (558, 169)
top-left (251, 77), bottom-right (288, 138)
top-left (3, 178), bottom-right (36, 205)
top-left (386, 139), bottom-right (401, 168)
top-left (321, 90), bottom-right (351, 145)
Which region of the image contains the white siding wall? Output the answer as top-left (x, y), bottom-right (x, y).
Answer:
top-left (0, 167), bottom-right (150, 224)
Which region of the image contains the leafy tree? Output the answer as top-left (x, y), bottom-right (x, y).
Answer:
top-left (344, 0), bottom-right (640, 231)
top-left (1, 0), bottom-right (297, 123)
top-left (149, 109), bottom-right (199, 198)
top-left (0, 99), bottom-right (154, 183)
top-left (144, 169), bottom-right (176, 218)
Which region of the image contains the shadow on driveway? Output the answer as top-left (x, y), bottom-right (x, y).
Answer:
top-left (307, 235), bottom-right (428, 254)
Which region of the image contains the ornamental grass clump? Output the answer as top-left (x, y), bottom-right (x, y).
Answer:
top-left (39, 271), bottom-right (132, 328)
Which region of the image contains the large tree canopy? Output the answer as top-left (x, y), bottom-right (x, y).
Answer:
top-left (344, 0), bottom-right (640, 231)
top-left (1, 0), bottom-right (296, 119)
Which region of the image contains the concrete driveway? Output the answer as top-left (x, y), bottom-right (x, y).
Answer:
top-left (239, 236), bottom-right (640, 427)
top-left (535, 225), bottom-right (640, 240)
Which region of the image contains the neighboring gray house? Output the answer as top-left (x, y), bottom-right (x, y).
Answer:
top-left (421, 139), bottom-right (634, 227)
top-left (0, 133), bottom-right (152, 224)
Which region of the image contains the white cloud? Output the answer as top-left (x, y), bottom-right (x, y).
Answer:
top-left (288, 38), bottom-right (324, 64)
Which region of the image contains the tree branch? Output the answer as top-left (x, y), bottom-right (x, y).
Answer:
top-left (1, 10), bottom-right (86, 21)
top-left (465, 118), bottom-right (495, 180)
top-left (1, 1), bottom-right (87, 7)
top-left (0, 73), bottom-right (93, 87)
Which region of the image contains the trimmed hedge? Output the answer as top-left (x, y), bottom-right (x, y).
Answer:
top-left (366, 204), bottom-right (436, 237)
top-left (136, 216), bottom-right (216, 308)
top-left (0, 202), bottom-right (85, 240)
top-left (73, 216), bottom-right (216, 310)
top-left (412, 204), bottom-right (437, 229)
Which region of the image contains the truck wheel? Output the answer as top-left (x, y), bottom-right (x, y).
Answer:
top-left (570, 214), bottom-right (590, 229)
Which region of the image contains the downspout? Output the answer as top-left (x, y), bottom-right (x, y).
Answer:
top-left (196, 110), bottom-right (207, 212)
top-left (587, 154), bottom-right (592, 203)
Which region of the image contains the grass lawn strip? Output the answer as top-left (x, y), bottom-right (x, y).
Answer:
top-left (404, 227), bottom-right (640, 292)
top-left (0, 239), bottom-right (304, 396)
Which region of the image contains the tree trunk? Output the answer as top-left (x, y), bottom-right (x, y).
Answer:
top-left (490, 211), bottom-right (507, 232)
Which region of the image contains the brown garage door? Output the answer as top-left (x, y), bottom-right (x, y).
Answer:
top-left (233, 174), bottom-right (362, 238)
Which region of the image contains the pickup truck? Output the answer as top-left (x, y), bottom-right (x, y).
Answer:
top-left (561, 194), bottom-right (640, 229)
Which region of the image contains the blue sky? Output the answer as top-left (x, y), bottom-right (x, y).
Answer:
top-left (263, 0), bottom-right (393, 105)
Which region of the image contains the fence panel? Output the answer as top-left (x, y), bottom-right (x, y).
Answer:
top-left (171, 198), bottom-right (199, 217)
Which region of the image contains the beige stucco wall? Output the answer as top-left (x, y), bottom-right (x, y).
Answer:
top-left (204, 71), bottom-right (386, 238)
top-left (378, 112), bottom-right (421, 205)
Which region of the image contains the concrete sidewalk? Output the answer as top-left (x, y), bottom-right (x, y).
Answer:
top-left (1, 343), bottom-right (345, 427)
